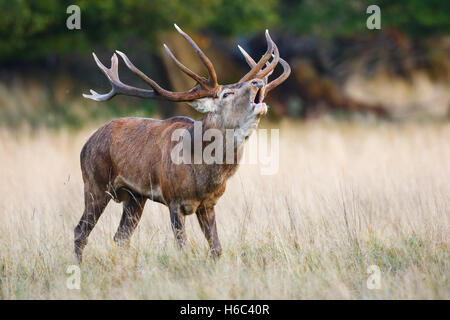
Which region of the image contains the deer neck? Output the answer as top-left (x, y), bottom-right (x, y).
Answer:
top-left (202, 112), bottom-right (260, 150)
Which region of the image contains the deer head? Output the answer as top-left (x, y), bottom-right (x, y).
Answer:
top-left (83, 25), bottom-right (290, 133)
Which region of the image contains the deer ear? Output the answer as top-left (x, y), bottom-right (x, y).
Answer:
top-left (188, 98), bottom-right (218, 113)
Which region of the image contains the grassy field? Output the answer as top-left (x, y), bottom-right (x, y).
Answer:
top-left (0, 119), bottom-right (448, 299)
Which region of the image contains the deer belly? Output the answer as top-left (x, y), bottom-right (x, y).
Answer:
top-left (113, 175), bottom-right (164, 203)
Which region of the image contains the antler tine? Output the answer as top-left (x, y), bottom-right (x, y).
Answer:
top-left (238, 43), bottom-right (290, 100)
top-left (237, 45), bottom-right (273, 83)
top-left (174, 24), bottom-right (218, 87)
top-left (239, 30), bottom-right (274, 83)
top-left (238, 44), bottom-right (257, 67)
top-left (115, 50), bottom-right (219, 101)
top-left (163, 44), bottom-right (209, 88)
top-left (264, 57), bottom-right (291, 96)
top-left (83, 53), bottom-right (157, 101)
top-left (115, 50), bottom-right (168, 95)
top-left (257, 36), bottom-right (279, 79)
top-left (238, 44), bottom-right (271, 101)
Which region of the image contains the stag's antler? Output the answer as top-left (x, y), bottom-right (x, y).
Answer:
top-left (83, 26), bottom-right (290, 103)
top-left (237, 32), bottom-right (290, 100)
top-left (82, 53), bottom-right (158, 101)
top-left (83, 24), bottom-right (220, 102)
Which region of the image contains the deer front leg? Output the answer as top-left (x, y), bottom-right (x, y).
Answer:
top-left (169, 204), bottom-right (186, 249)
top-left (196, 206), bottom-right (222, 259)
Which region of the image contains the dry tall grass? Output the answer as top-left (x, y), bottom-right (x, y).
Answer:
top-left (0, 119), bottom-right (448, 299)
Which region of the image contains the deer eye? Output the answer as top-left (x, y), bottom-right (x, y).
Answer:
top-left (222, 92), bottom-right (234, 99)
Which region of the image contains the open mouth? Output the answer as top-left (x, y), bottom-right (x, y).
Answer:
top-left (251, 91), bottom-right (268, 116)
top-left (253, 87), bottom-right (262, 103)
top-left (250, 86), bottom-right (267, 115)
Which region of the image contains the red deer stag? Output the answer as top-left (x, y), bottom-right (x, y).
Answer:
top-left (76, 25), bottom-right (290, 262)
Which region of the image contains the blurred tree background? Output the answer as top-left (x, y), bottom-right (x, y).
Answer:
top-left (0, 0), bottom-right (449, 128)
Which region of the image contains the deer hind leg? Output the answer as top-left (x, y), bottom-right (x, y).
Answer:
top-left (114, 194), bottom-right (146, 247)
top-left (169, 204), bottom-right (186, 249)
top-left (196, 206), bottom-right (222, 259)
top-left (74, 184), bottom-right (111, 262)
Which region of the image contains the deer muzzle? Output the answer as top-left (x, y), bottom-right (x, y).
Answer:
top-left (249, 79), bottom-right (267, 116)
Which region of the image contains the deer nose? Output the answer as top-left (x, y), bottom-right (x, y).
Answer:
top-left (250, 79), bottom-right (264, 89)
